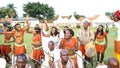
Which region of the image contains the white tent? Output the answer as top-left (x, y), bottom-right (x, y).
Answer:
top-left (53, 15), bottom-right (63, 23)
top-left (69, 15), bottom-right (80, 23)
top-left (93, 14), bottom-right (114, 27)
top-left (63, 18), bottom-right (69, 23)
top-left (82, 18), bottom-right (91, 23)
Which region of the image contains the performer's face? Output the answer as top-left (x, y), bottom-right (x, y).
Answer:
top-left (84, 23), bottom-right (88, 29)
top-left (16, 59), bottom-right (26, 68)
top-left (33, 30), bottom-right (37, 35)
top-left (51, 28), bottom-right (56, 34)
top-left (63, 27), bottom-right (68, 33)
top-left (48, 42), bottom-right (54, 51)
top-left (65, 30), bottom-right (72, 39)
top-left (6, 27), bottom-right (10, 31)
top-left (16, 25), bottom-right (21, 31)
top-left (98, 26), bottom-right (103, 31)
top-left (61, 52), bottom-right (69, 62)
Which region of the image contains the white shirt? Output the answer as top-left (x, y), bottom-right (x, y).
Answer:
top-left (41, 49), bottom-right (60, 68)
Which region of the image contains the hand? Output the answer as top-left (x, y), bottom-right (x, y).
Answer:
top-left (26, 15), bottom-right (29, 21)
top-left (43, 20), bottom-right (47, 23)
top-left (65, 47), bottom-right (70, 50)
top-left (104, 44), bottom-right (107, 50)
top-left (49, 59), bottom-right (53, 67)
top-left (28, 22), bottom-right (30, 27)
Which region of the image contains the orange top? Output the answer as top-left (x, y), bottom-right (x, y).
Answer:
top-left (61, 38), bottom-right (78, 54)
top-left (95, 32), bottom-right (107, 40)
top-left (32, 34), bottom-right (41, 43)
top-left (14, 29), bottom-right (25, 44)
top-left (61, 38), bottom-right (78, 49)
top-left (94, 32), bottom-right (107, 45)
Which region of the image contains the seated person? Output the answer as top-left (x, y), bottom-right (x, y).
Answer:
top-left (10, 54), bottom-right (34, 68)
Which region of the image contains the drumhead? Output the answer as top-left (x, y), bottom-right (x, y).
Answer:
top-left (85, 42), bottom-right (95, 58)
top-left (85, 48), bottom-right (95, 58)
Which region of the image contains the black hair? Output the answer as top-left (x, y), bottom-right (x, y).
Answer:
top-left (34, 27), bottom-right (41, 34)
top-left (63, 26), bottom-right (69, 34)
top-left (7, 26), bottom-right (13, 31)
top-left (60, 49), bottom-right (68, 56)
top-left (50, 27), bottom-right (59, 36)
top-left (64, 26), bottom-right (69, 28)
top-left (66, 28), bottom-right (74, 36)
top-left (14, 23), bottom-right (20, 30)
top-left (17, 54), bottom-right (27, 63)
top-left (95, 25), bottom-right (104, 39)
top-left (48, 41), bottom-right (54, 45)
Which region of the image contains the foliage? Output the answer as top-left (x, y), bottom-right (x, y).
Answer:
top-left (23, 2), bottom-right (55, 21)
top-left (0, 7), bottom-right (6, 18)
top-left (0, 4), bottom-right (17, 18)
top-left (105, 12), bottom-right (114, 20)
top-left (74, 12), bottom-right (85, 19)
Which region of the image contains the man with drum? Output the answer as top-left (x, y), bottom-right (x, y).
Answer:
top-left (77, 21), bottom-right (94, 68)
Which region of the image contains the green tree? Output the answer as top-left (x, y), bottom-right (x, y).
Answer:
top-left (6, 4), bottom-right (17, 18)
top-left (23, 2), bottom-right (55, 21)
top-left (0, 7), bottom-right (6, 18)
top-left (74, 12), bottom-right (85, 19)
top-left (105, 12), bottom-right (114, 20)
top-left (0, 4), bottom-right (17, 18)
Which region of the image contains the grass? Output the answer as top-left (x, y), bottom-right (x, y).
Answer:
top-left (0, 26), bottom-right (118, 68)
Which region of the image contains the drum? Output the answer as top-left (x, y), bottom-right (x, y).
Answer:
top-left (85, 42), bottom-right (95, 58)
top-left (114, 39), bottom-right (120, 54)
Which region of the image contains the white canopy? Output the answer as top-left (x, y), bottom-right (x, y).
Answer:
top-left (92, 14), bottom-right (113, 27)
top-left (53, 15), bottom-right (63, 23)
top-left (69, 15), bottom-right (80, 23)
top-left (82, 18), bottom-right (91, 23)
top-left (93, 14), bottom-right (113, 23)
top-left (63, 18), bottom-right (69, 23)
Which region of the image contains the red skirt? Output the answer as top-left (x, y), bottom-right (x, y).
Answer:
top-left (33, 49), bottom-right (45, 61)
top-left (14, 45), bottom-right (26, 56)
top-left (0, 44), bottom-right (11, 56)
top-left (95, 44), bottom-right (106, 53)
top-left (79, 45), bottom-right (85, 56)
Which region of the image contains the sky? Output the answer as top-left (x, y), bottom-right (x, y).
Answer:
top-left (0, 0), bottom-right (120, 17)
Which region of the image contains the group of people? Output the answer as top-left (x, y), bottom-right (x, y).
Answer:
top-left (0, 15), bottom-right (119, 68)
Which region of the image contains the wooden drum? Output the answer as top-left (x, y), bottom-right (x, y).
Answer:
top-left (114, 39), bottom-right (120, 63)
top-left (114, 39), bottom-right (120, 54)
top-left (85, 42), bottom-right (95, 58)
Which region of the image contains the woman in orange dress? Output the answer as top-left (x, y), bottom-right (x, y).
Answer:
top-left (27, 24), bottom-right (45, 67)
top-left (0, 24), bottom-right (14, 63)
top-left (59, 29), bottom-right (78, 68)
top-left (94, 25), bottom-right (108, 64)
top-left (13, 15), bottom-right (29, 56)
top-left (32, 28), bottom-right (45, 67)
